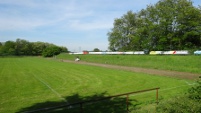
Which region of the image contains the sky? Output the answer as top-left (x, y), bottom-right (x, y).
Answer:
top-left (0, 0), bottom-right (200, 52)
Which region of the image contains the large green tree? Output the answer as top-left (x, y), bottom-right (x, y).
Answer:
top-left (108, 0), bottom-right (201, 51)
top-left (31, 42), bottom-right (46, 55)
top-left (0, 41), bottom-right (16, 55)
top-left (15, 39), bottom-right (32, 55)
top-left (93, 48), bottom-right (100, 52)
top-left (108, 11), bottom-right (140, 51)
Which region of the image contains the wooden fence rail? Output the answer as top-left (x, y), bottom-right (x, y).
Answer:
top-left (25, 87), bottom-right (160, 113)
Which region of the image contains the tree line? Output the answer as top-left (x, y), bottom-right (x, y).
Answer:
top-left (0, 39), bottom-right (68, 57)
top-left (108, 0), bottom-right (201, 51)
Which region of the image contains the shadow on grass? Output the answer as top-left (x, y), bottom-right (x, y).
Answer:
top-left (17, 92), bottom-right (139, 113)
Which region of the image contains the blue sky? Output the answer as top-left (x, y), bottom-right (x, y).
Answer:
top-left (0, 0), bottom-right (200, 52)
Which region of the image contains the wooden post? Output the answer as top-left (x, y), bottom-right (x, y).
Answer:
top-left (156, 89), bottom-right (159, 104)
top-left (126, 95), bottom-right (129, 112)
top-left (80, 103), bottom-right (83, 113)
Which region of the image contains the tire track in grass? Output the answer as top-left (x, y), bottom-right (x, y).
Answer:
top-left (45, 64), bottom-right (104, 95)
top-left (129, 83), bottom-right (196, 98)
top-left (32, 74), bottom-right (67, 102)
top-left (12, 58), bottom-right (64, 100)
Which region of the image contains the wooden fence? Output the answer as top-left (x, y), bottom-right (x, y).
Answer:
top-left (25, 87), bottom-right (160, 113)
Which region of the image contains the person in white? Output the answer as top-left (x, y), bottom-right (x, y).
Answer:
top-left (75, 57), bottom-right (80, 61)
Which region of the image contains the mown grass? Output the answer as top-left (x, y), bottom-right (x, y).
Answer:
top-left (0, 57), bottom-right (195, 113)
top-left (57, 53), bottom-right (201, 74)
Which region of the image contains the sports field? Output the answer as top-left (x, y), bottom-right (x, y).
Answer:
top-left (0, 56), bottom-right (199, 112)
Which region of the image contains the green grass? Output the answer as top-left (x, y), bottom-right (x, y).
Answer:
top-left (57, 53), bottom-right (201, 74)
top-left (0, 57), bottom-right (195, 113)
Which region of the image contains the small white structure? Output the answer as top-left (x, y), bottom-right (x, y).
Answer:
top-left (75, 57), bottom-right (80, 61)
top-left (194, 50), bottom-right (201, 55)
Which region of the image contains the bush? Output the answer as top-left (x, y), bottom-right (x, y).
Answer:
top-left (156, 78), bottom-right (201, 112)
top-left (42, 46), bottom-right (61, 57)
top-left (188, 79), bottom-right (201, 102)
top-left (156, 96), bottom-right (200, 113)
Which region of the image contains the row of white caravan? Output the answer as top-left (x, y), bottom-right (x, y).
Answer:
top-left (70, 50), bottom-right (190, 55)
top-left (149, 51), bottom-right (189, 55)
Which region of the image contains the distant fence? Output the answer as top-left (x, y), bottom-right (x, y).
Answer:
top-left (24, 87), bottom-right (160, 113)
top-left (70, 50), bottom-right (190, 55)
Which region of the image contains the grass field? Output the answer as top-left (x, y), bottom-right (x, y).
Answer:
top-left (0, 56), bottom-right (198, 112)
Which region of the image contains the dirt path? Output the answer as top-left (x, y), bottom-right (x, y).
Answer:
top-left (60, 59), bottom-right (200, 80)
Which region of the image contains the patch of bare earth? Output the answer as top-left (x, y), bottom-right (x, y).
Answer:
top-left (61, 60), bottom-right (200, 80)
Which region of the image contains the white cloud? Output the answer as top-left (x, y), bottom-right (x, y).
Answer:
top-left (0, 0), bottom-right (37, 7)
top-left (68, 19), bottom-right (113, 31)
top-left (0, 0), bottom-right (100, 31)
top-left (0, 17), bottom-right (44, 30)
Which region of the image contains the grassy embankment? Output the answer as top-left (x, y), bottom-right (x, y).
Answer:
top-left (57, 53), bottom-right (201, 74)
